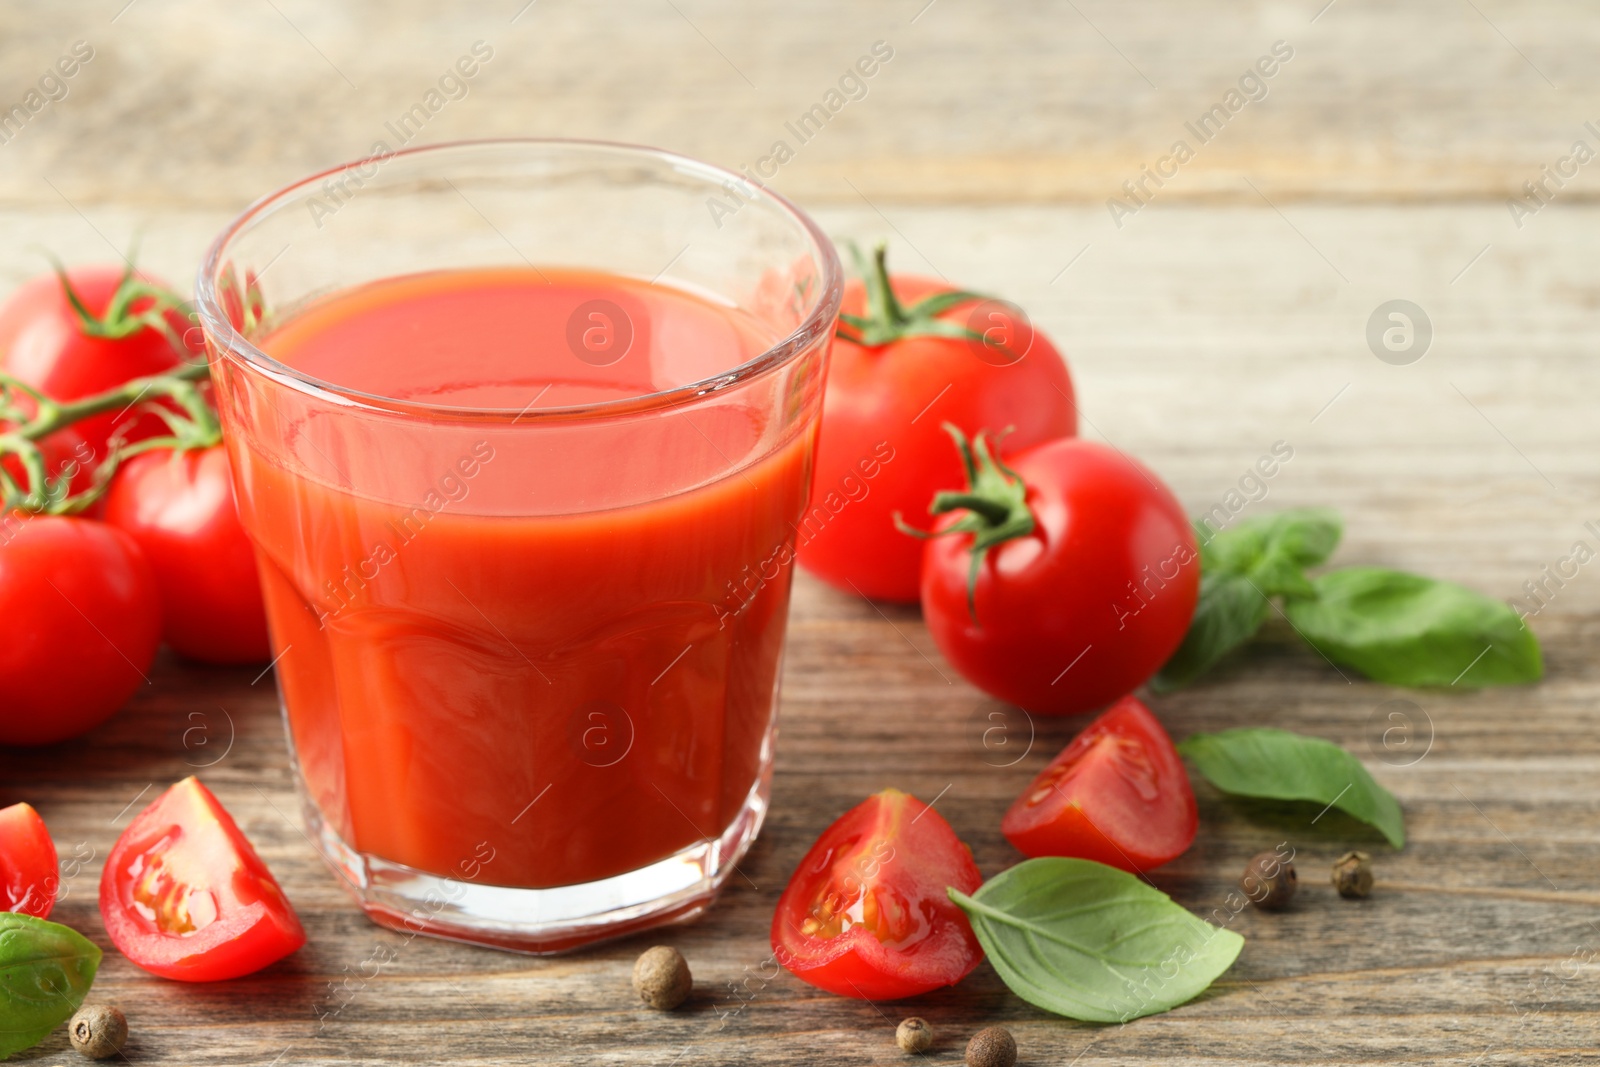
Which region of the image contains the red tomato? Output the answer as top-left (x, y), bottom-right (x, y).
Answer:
top-left (798, 247), bottom-right (1076, 603)
top-left (0, 516), bottom-right (161, 745)
top-left (100, 777), bottom-right (305, 981)
top-left (771, 788), bottom-right (983, 1000)
top-left (0, 423), bottom-right (97, 505)
top-left (0, 802), bottom-right (59, 918)
top-left (104, 445), bottom-right (269, 664)
top-left (918, 431), bottom-right (1199, 716)
top-left (1002, 696), bottom-right (1197, 871)
top-left (0, 265), bottom-right (196, 456)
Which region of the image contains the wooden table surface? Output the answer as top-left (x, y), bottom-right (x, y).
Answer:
top-left (4, 1), bottom-right (1599, 1064)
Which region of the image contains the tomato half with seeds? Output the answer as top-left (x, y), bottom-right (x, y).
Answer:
top-left (772, 788), bottom-right (983, 1000)
top-left (1002, 696), bottom-right (1196, 872)
top-left (0, 802), bottom-right (58, 918)
top-left (101, 777), bottom-right (305, 981)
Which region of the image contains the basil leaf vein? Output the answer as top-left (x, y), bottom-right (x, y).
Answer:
top-left (1178, 727), bottom-right (1405, 848)
top-left (949, 858), bottom-right (1244, 1023)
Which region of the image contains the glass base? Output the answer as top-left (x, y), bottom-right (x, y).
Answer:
top-left (298, 768), bottom-right (770, 955)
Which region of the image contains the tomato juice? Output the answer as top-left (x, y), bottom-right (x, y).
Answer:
top-left (224, 267), bottom-right (816, 891)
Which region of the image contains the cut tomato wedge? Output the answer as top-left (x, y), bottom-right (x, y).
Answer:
top-left (100, 777), bottom-right (305, 981)
top-left (772, 788), bottom-right (983, 1000)
top-left (0, 802), bottom-right (58, 918)
top-left (1001, 696), bottom-right (1197, 872)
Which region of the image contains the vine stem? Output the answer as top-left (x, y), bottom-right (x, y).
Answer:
top-left (0, 360), bottom-right (218, 515)
top-left (5, 360), bottom-right (214, 441)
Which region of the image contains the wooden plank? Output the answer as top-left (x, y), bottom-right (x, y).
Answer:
top-left (4, 603), bottom-right (1597, 1065)
top-left (1, 199), bottom-right (1597, 1063)
top-left (0, 0), bottom-right (1597, 207)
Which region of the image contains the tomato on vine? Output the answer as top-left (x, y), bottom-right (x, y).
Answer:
top-left (797, 245), bottom-right (1076, 603)
top-left (106, 444), bottom-right (269, 664)
top-left (0, 515), bottom-right (161, 745)
top-left (0, 316), bottom-right (233, 733)
top-left (0, 263), bottom-right (201, 458)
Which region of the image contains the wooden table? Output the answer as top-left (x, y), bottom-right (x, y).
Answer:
top-left (3, 1), bottom-right (1598, 1063)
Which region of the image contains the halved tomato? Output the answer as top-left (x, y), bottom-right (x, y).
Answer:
top-left (1001, 696), bottom-right (1196, 872)
top-left (0, 802), bottom-right (58, 918)
top-left (100, 777), bottom-right (305, 981)
top-left (771, 788), bottom-right (983, 1000)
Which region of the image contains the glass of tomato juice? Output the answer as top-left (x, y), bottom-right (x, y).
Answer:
top-left (196, 140), bottom-right (842, 952)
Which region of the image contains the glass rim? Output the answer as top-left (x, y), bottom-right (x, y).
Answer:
top-left (195, 137), bottom-right (844, 424)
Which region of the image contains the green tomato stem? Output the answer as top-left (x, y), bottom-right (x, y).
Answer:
top-left (895, 423), bottom-right (1036, 622)
top-left (835, 241), bottom-right (993, 348)
top-left (0, 361), bottom-right (216, 514)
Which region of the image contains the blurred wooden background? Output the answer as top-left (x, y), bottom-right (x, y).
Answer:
top-left (2, 2), bottom-right (1598, 1065)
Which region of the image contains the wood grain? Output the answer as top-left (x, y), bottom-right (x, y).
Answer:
top-left (1, 0), bottom-right (1599, 207)
top-left (3, 597), bottom-right (1598, 1065)
top-left (3, 0), bottom-right (1599, 1062)
top-left (3, 200), bottom-right (1598, 1065)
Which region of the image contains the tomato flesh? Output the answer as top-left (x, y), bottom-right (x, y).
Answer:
top-left (772, 788), bottom-right (983, 1000)
top-left (0, 803), bottom-right (58, 918)
top-left (1002, 696), bottom-right (1197, 872)
top-left (101, 777), bottom-right (305, 981)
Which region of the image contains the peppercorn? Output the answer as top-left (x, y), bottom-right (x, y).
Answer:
top-left (965, 1025), bottom-right (1017, 1067)
top-left (69, 1004), bottom-right (127, 1060)
top-left (1332, 850), bottom-right (1374, 898)
top-left (632, 945), bottom-right (692, 1010)
top-left (896, 1016), bottom-right (933, 1053)
top-left (1241, 850), bottom-right (1296, 909)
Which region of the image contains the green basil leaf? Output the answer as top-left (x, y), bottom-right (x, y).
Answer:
top-left (1161, 509), bottom-right (1344, 688)
top-left (1151, 573), bottom-right (1270, 692)
top-left (1177, 727), bottom-right (1405, 848)
top-left (1200, 507), bottom-right (1343, 580)
top-left (1282, 566), bottom-right (1542, 688)
top-left (1247, 555), bottom-right (1316, 600)
top-left (948, 858), bottom-right (1244, 1023)
top-left (1260, 507), bottom-right (1343, 570)
top-left (0, 912), bottom-right (102, 1058)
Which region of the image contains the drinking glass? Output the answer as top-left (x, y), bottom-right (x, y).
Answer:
top-left (196, 140), bottom-right (841, 952)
